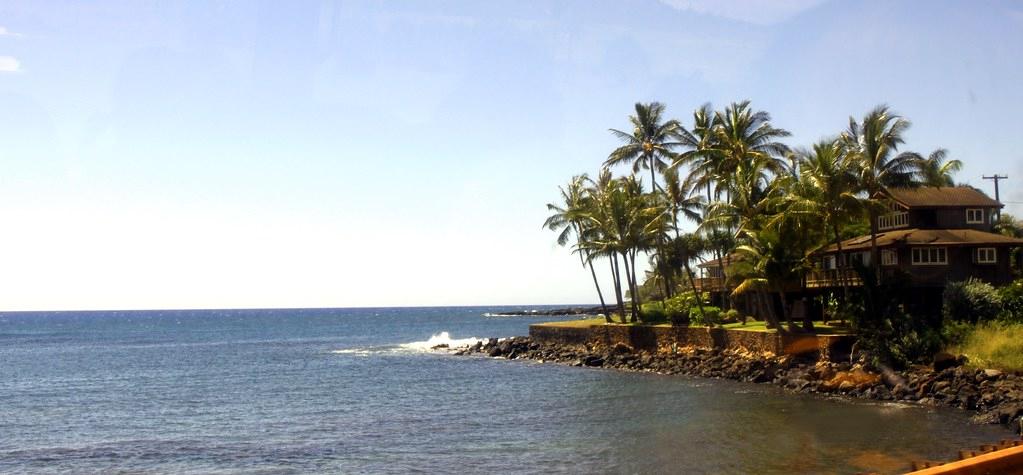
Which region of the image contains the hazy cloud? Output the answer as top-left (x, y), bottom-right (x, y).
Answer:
top-left (0, 56), bottom-right (21, 72)
top-left (0, 26), bottom-right (24, 37)
top-left (658, 0), bottom-right (827, 25)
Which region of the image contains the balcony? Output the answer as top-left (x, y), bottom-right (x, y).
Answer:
top-left (804, 269), bottom-right (863, 288)
top-left (693, 277), bottom-right (727, 292)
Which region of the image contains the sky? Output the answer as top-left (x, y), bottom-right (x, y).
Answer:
top-left (1, 0), bottom-right (1022, 311)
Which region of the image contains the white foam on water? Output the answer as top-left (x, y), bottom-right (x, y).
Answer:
top-left (399, 332), bottom-right (483, 352)
top-left (331, 348), bottom-right (373, 356)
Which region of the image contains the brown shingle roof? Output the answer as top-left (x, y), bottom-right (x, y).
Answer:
top-left (697, 253), bottom-right (744, 268)
top-left (820, 228), bottom-right (1023, 253)
top-left (886, 187), bottom-right (1001, 208)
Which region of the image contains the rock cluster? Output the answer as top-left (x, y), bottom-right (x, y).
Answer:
top-left (453, 337), bottom-right (1023, 433)
top-left (485, 306), bottom-right (606, 316)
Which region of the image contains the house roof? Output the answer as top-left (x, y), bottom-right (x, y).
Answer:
top-left (885, 186), bottom-right (1002, 208)
top-left (820, 228), bottom-right (1023, 253)
top-left (697, 253), bottom-right (744, 269)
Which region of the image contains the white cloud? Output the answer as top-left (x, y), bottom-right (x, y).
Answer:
top-left (0, 56), bottom-right (21, 72)
top-left (0, 26), bottom-right (24, 37)
top-left (658, 0), bottom-right (827, 25)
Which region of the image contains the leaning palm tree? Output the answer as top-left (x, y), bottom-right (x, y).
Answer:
top-left (605, 102), bottom-right (683, 192)
top-left (543, 174), bottom-right (611, 321)
top-left (915, 148), bottom-right (961, 188)
top-left (841, 105), bottom-right (922, 278)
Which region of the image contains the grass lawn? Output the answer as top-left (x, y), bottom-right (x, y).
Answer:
top-left (954, 323), bottom-right (1023, 371)
top-left (539, 317), bottom-right (609, 328)
top-left (719, 320), bottom-right (854, 335)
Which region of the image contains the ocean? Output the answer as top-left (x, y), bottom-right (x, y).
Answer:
top-left (0, 306), bottom-right (1011, 474)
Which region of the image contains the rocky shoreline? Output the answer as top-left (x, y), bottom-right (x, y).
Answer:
top-left (450, 336), bottom-right (1023, 433)
top-left (484, 306), bottom-right (606, 316)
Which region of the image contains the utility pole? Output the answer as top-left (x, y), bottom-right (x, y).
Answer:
top-left (983, 174), bottom-right (1008, 222)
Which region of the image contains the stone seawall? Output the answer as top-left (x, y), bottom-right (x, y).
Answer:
top-left (530, 323), bottom-right (852, 360)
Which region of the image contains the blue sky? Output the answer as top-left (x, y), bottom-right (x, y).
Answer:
top-left (1, 0), bottom-right (1021, 310)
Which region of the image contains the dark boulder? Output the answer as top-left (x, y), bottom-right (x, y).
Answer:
top-left (933, 352), bottom-right (964, 372)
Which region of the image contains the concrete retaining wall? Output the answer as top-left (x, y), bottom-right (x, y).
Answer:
top-left (529, 323), bottom-right (852, 360)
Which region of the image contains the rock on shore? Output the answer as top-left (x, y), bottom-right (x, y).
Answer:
top-left (484, 306), bottom-right (606, 316)
top-left (452, 336), bottom-right (1023, 434)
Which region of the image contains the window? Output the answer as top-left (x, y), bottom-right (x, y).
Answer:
top-left (911, 247), bottom-right (947, 265)
top-left (823, 255), bottom-right (836, 270)
top-left (878, 211), bottom-right (909, 230)
top-left (966, 208), bottom-right (984, 224)
top-left (881, 249), bottom-right (898, 266)
top-left (878, 202), bottom-right (909, 230)
top-left (976, 247), bottom-right (996, 264)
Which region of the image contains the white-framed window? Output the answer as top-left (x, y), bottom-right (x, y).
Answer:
top-left (823, 255), bottom-right (836, 270)
top-left (966, 208), bottom-right (984, 224)
top-left (881, 249), bottom-right (898, 266)
top-left (976, 247), bottom-right (997, 264)
top-left (911, 247), bottom-right (947, 265)
top-left (878, 211), bottom-right (909, 230)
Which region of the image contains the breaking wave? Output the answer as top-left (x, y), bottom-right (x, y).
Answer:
top-left (332, 332), bottom-right (485, 356)
top-left (399, 332), bottom-right (483, 352)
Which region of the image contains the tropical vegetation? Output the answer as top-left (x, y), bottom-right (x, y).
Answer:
top-left (544, 99), bottom-right (1021, 368)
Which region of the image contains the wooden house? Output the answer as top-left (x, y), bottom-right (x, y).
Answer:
top-left (807, 187), bottom-right (1023, 291)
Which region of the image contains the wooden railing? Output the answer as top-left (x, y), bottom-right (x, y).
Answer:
top-left (804, 269), bottom-right (863, 288)
top-left (693, 277), bottom-right (727, 292)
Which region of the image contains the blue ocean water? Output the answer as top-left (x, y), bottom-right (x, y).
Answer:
top-left (0, 307), bottom-right (1011, 474)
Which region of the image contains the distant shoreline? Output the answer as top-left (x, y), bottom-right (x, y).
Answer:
top-left (483, 305), bottom-right (605, 317)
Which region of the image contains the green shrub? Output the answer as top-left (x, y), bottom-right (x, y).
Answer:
top-left (943, 279), bottom-right (1002, 324)
top-left (941, 319), bottom-right (974, 347)
top-left (722, 309), bottom-right (741, 324)
top-left (690, 305), bottom-right (721, 326)
top-left (664, 292), bottom-right (694, 324)
top-left (997, 279), bottom-right (1023, 324)
top-left (640, 302), bottom-right (668, 323)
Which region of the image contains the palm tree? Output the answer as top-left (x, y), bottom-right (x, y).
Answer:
top-left (605, 102), bottom-right (683, 192)
top-left (841, 105), bottom-right (922, 278)
top-left (915, 148), bottom-right (962, 187)
top-left (787, 139), bottom-right (862, 298)
top-left (543, 174), bottom-right (611, 322)
top-left (581, 169), bottom-right (629, 321)
top-left (712, 100), bottom-right (791, 187)
top-left (674, 103), bottom-right (721, 202)
top-left (668, 232), bottom-right (709, 323)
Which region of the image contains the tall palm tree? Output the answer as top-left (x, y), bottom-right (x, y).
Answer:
top-left (841, 105), bottom-right (922, 278)
top-left (582, 169), bottom-right (628, 321)
top-left (663, 162), bottom-right (705, 239)
top-left (915, 148), bottom-right (961, 188)
top-left (787, 139), bottom-right (862, 298)
top-left (712, 100), bottom-right (791, 187)
top-left (674, 103), bottom-right (721, 202)
top-left (605, 102), bottom-right (683, 192)
top-left (543, 174), bottom-right (611, 321)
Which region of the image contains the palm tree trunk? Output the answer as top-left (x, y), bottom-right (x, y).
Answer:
top-left (610, 253), bottom-right (627, 322)
top-left (630, 250), bottom-right (642, 322)
top-left (623, 253), bottom-right (639, 323)
top-left (587, 255), bottom-right (611, 323)
top-left (684, 262), bottom-right (706, 325)
top-left (869, 209), bottom-right (880, 282)
top-left (778, 290), bottom-right (793, 331)
top-left (833, 225), bottom-right (850, 302)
